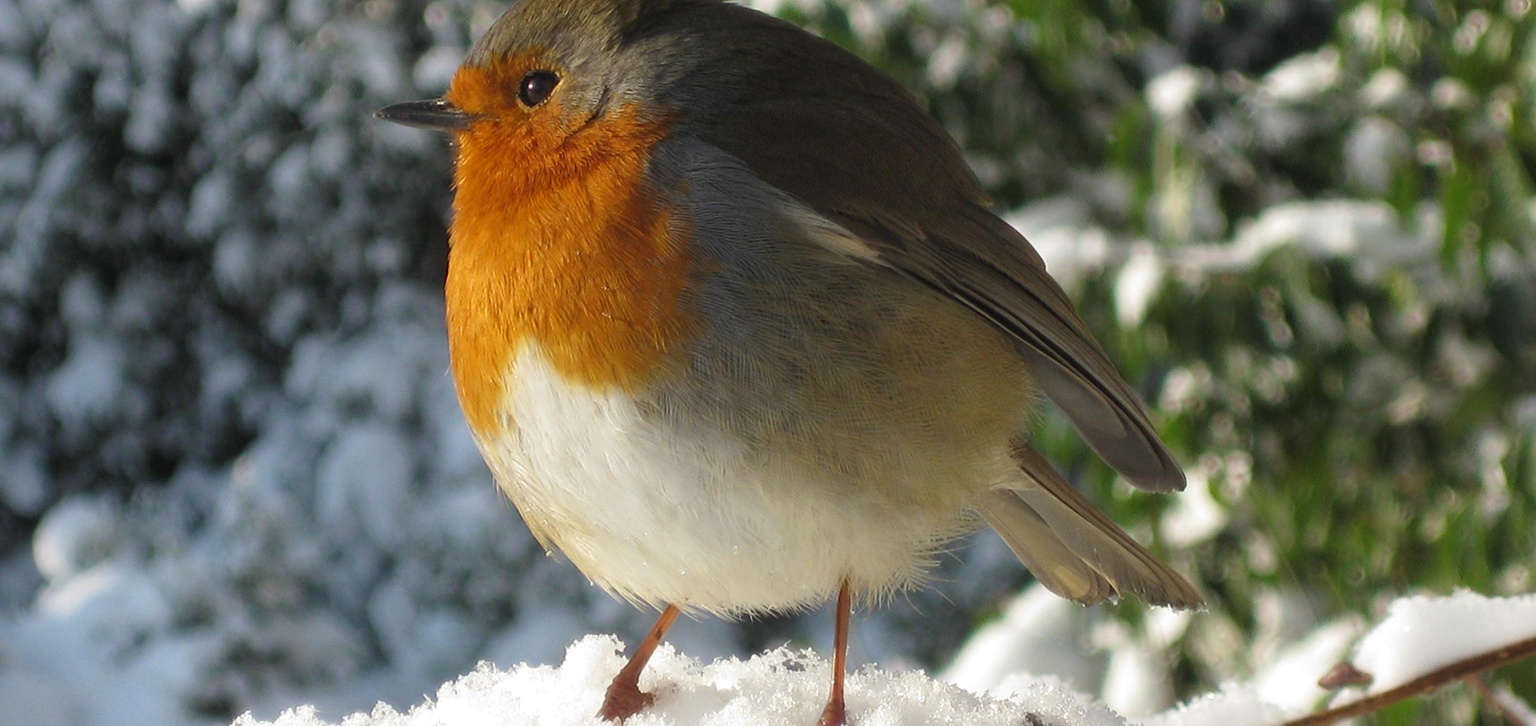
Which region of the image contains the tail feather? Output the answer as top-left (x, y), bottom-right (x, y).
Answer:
top-left (975, 442), bottom-right (1202, 609)
top-left (975, 489), bottom-right (1117, 604)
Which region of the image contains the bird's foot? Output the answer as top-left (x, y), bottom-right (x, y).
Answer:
top-left (815, 694), bottom-right (847, 726)
top-left (598, 675), bottom-right (654, 722)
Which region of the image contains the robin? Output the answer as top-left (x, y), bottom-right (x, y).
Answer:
top-left (377, 1), bottom-right (1201, 724)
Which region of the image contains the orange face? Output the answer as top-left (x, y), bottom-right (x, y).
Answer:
top-left (442, 53), bottom-right (695, 437)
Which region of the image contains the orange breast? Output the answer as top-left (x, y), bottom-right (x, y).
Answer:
top-left (444, 65), bottom-right (694, 437)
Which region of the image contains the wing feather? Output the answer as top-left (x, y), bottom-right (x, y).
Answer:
top-left (818, 205), bottom-right (1185, 492)
top-left (651, 3), bottom-right (1184, 490)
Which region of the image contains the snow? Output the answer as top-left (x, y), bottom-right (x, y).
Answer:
top-left (219, 589), bottom-right (1536, 726)
top-left (1359, 68), bottom-right (1410, 110)
top-left (1430, 78), bottom-right (1475, 112)
top-left (30, 496), bottom-right (121, 581)
top-left (1350, 591), bottom-right (1536, 694)
top-left (1157, 469), bottom-right (1226, 549)
top-left (1012, 195), bottom-right (1446, 307)
top-left (231, 635), bottom-right (1127, 726)
top-left (1252, 618), bottom-right (1360, 713)
top-left (2, 561), bottom-right (199, 726)
top-left (413, 46), bottom-right (466, 93)
top-left (1146, 67), bottom-right (1205, 119)
top-left (942, 585), bottom-right (1104, 696)
top-left (1486, 682), bottom-right (1536, 724)
top-left (1140, 685), bottom-right (1291, 726)
top-left (481, 605), bottom-right (596, 673)
top-left (1174, 199), bottom-right (1439, 278)
top-left (1343, 116), bottom-right (1410, 195)
top-left (0, 442), bottom-right (49, 516)
top-left (1005, 197), bottom-right (1112, 295)
top-left (0, 664), bottom-right (79, 726)
top-left (1259, 47), bottom-right (1340, 102)
top-left (44, 336), bottom-right (130, 428)
top-left (1097, 609), bottom-right (1191, 718)
top-left (315, 424), bottom-right (415, 548)
top-left (1100, 643), bottom-right (1171, 718)
top-left (1113, 245), bottom-right (1164, 328)
top-left (925, 32), bottom-right (968, 88)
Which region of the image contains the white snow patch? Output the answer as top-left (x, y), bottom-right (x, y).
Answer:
top-left (925, 32), bottom-right (968, 88)
top-left (1100, 643), bottom-right (1170, 718)
top-left (0, 441), bottom-right (50, 516)
top-left (1175, 200), bottom-right (1438, 278)
top-left (1114, 245), bottom-right (1164, 328)
top-left (1344, 117), bottom-right (1409, 195)
top-left (1430, 78), bottom-right (1474, 111)
top-left (0, 657), bottom-right (80, 726)
top-left (44, 336), bottom-right (128, 428)
top-left (943, 584), bottom-right (1104, 696)
top-left (1259, 48), bottom-right (1340, 102)
top-left (412, 46), bottom-right (465, 93)
top-left (1146, 67), bottom-right (1206, 119)
top-left (1139, 684), bottom-right (1292, 726)
top-left (482, 606), bottom-right (595, 672)
top-left (367, 573), bottom-right (482, 678)
top-left (1158, 469), bottom-right (1226, 548)
top-left (1359, 68), bottom-right (1410, 109)
top-left (1254, 618), bottom-right (1361, 713)
top-left (1093, 609), bottom-right (1189, 718)
top-left (32, 497), bottom-right (121, 582)
top-left (1005, 197), bottom-right (1113, 294)
top-left (1487, 682), bottom-right (1536, 724)
top-left (1351, 590), bottom-right (1536, 694)
top-left (231, 634), bottom-right (1124, 726)
top-left (315, 424), bottom-right (415, 548)
top-left (3, 562), bottom-right (206, 726)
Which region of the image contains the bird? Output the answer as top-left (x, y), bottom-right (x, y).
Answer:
top-left (376, 1), bottom-right (1202, 724)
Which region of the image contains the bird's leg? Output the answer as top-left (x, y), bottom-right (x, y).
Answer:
top-left (599, 604), bottom-right (681, 722)
top-left (816, 580), bottom-right (852, 726)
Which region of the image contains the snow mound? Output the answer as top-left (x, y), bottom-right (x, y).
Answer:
top-left (232, 634), bottom-right (1124, 726)
top-left (1351, 590), bottom-right (1536, 693)
top-left (1138, 684), bottom-right (1291, 726)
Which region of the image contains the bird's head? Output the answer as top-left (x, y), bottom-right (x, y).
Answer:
top-left (375, 0), bottom-right (682, 150)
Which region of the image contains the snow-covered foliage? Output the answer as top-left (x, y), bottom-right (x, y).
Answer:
top-left (1349, 591), bottom-right (1536, 694)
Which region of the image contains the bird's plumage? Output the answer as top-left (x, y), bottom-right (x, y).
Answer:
top-left (419, 0), bottom-right (1201, 624)
top-left (458, 0), bottom-right (1185, 493)
top-left (378, 3), bottom-right (1204, 721)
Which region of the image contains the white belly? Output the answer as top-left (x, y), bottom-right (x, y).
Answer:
top-left (476, 345), bottom-right (1020, 616)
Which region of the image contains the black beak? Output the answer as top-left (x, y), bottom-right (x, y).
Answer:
top-left (375, 98), bottom-right (474, 131)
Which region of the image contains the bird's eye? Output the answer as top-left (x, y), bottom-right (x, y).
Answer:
top-left (517, 71), bottom-right (559, 108)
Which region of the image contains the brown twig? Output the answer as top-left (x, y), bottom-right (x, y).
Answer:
top-left (1278, 633), bottom-right (1536, 726)
top-left (1468, 676), bottom-right (1536, 726)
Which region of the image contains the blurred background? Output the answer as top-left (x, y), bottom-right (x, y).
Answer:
top-left (1, 0), bottom-right (1533, 724)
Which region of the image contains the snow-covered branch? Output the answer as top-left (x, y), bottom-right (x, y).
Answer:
top-left (1284, 633), bottom-right (1536, 726)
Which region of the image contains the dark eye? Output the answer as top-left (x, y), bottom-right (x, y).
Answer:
top-left (517, 71), bottom-right (559, 108)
